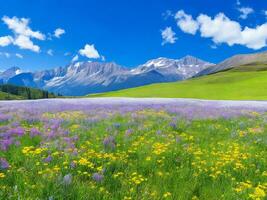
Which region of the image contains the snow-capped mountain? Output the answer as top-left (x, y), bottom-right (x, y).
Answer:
top-left (0, 67), bottom-right (21, 83)
top-left (2, 56), bottom-right (213, 96)
top-left (133, 56), bottom-right (213, 79)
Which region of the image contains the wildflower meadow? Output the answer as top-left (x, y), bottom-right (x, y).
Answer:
top-left (0, 99), bottom-right (266, 199)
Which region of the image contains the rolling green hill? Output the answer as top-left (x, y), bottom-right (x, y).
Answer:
top-left (88, 63), bottom-right (267, 100)
top-left (0, 91), bottom-right (24, 100)
top-left (0, 84), bottom-right (59, 100)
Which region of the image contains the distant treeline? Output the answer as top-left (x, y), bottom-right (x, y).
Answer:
top-left (0, 84), bottom-right (61, 99)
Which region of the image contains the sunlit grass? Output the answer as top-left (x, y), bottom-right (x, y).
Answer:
top-left (0, 108), bottom-right (266, 199)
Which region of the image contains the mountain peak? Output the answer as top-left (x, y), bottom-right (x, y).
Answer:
top-left (178, 55), bottom-right (213, 66)
top-left (0, 67), bottom-right (22, 83)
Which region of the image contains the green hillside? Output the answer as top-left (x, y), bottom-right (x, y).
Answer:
top-left (0, 84), bottom-right (58, 100)
top-left (0, 91), bottom-right (24, 100)
top-left (88, 63), bottom-right (267, 100)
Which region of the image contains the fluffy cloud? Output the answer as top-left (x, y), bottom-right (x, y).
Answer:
top-left (79, 44), bottom-right (100, 59)
top-left (175, 10), bottom-right (199, 34)
top-left (54, 28), bottom-right (65, 38)
top-left (0, 36), bottom-right (13, 46)
top-left (13, 35), bottom-right (40, 52)
top-left (72, 55), bottom-right (79, 62)
top-left (238, 7), bottom-right (254, 19)
top-left (2, 16), bottom-right (45, 40)
top-left (175, 10), bottom-right (267, 50)
top-left (47, 49), bottom-right (53, 56)
top-left (197, 13), bottom-right (241, 46)
top-left (1, 16), bottom-right (45, 52)
top-left (15, 53), bottom-right (23, 59)
top-left (161, 27), bottom-right (177, 45)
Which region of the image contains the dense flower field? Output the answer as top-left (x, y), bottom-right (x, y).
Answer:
top-left (0, 99), bottom-right (266, 199)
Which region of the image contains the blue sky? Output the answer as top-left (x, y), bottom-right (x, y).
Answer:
top-left (0, 0), bottom-right (267, 71)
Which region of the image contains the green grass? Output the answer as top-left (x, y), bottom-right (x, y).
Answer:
top-left (0, 84), bottom-right (59, 100)
top-left (0, 109), bottom-right (266, 199)
top-left (0, 91), bottom-right (24, 100)
top-left (89, 64), bottom-right (267, 100)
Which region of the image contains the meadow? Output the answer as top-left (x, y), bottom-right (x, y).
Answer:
top-left (90, 64), bottom-right (267, 100)
top-left (0, 99), bottom-right (266, 199)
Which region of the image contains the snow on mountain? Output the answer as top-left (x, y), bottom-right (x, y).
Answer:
top-left (2, 56), bottom-right (213, 96)
top-left (133, 56), bottom-right (213, 79)
top-left (0, 67), bottom-right (22, 83)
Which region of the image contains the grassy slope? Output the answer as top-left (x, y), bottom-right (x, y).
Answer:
top-left (0, 84), bottom-right (59, 100)
top-left (0, 91), bottom-right (24, 100)
top-left (89, 64), bottom-right (267, 100)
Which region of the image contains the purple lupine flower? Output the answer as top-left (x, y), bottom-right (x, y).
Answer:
top-left (8, 127), bottom-right (25, 137)
top-left (125, 129), bottom-right (133, 137)
top-left (156, 130), bottom-right (162, 135)
top-left (30, 128), bottom-right (41, 137)
top-left (169, 122), bottom-right (177, 129)
top-left (103, 135), bottom-right (116, 150)
top-left (11, 122), bottom-right (20, 127)
top-left (0, 138), bottom-right (13, 151)
top-left (63, 174), bottom-right (72, 185)
top-left (43, 155), bottom-right (52, 163)
top-left (70, 161), bottom-right (76, 169)
top-left (0, 114), bottom-right (11, 122)
top-left (0, 158), bottom-right (9, 169)
top-left (92, 173), bottom-right (104, 182)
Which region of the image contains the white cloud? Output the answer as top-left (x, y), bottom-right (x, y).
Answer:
top-left (15, 53), bottom-right (23, 58)
top-left (197, 13), bottom-right (241, 46)
top-left (0, 52), bottom-right (10, 58)
top-left (0, 36), bottom-right (13, 46)
top-left (79, 44), bottom-right (100, 59)
top-left (47, 49), bottom-right (53, 56)
top-left (236, 0), bottom-right (241, 5)
top-left (2, 16), bottom-right (45, 40)
top-left (13, 35), bottom-right (40, 52)
top-left (175, 10), bottom-right (267, 50)
top-left (1, 16), bottom-right (45, 52)
top-left (161, 27), bottom-right (177, 45)
top-left (54, 28), bottom-right (65, 38)
top-left (238, 7), bottom-right (254, 19)
top-left (175, 10), bottom-right (199, 34)
top-left (71, 54), bottom-right (79, 62)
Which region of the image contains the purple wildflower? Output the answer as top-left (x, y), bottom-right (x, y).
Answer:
top-left (92, 172), bottom-right (104, 182)
top-left (125, 129), bottom-right (133, 137)
top-left (43, 155), bottom-right (52, 163)
top-left (70, 161), bottom-right (76, 169)
top-left (169, 122), bottom-right (177, 129)
top-left (30, 128), bottom-right (41, 137)
top-left (103, 135), bottom-right (116, 150)
top-left (0, 158), bottom-right (9, 169)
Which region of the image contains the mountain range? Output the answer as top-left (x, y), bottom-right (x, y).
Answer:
top-left (0, 55), bottom-right (213, 96)
top-left (2, 51), bottom-right (267, 96)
